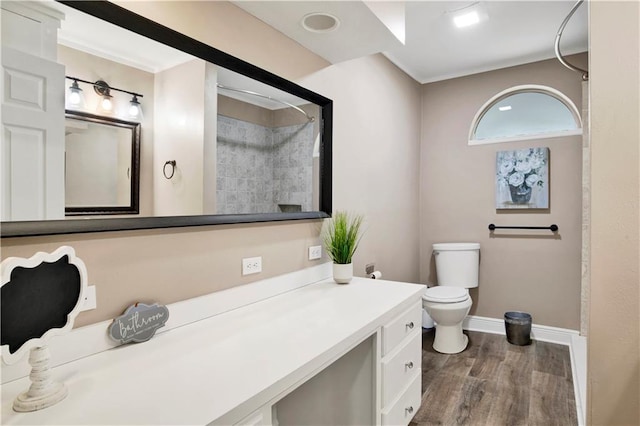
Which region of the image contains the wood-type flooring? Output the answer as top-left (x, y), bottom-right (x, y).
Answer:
top-left (410, 330), bottom-right (577, 426)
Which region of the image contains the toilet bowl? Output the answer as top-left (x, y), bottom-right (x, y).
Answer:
top-left (422, 242), bottom-right (480, 354)
top-left (422, 287), bottom-right (472, 353)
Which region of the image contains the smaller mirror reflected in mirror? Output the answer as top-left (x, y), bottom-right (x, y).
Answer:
top-left (64, 111), bottom-right (140, 216)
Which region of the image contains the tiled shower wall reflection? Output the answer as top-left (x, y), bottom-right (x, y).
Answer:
top-left (272, 125), bottom-right (314, 212)
top-left (216, 115), bottom-right (313, 214)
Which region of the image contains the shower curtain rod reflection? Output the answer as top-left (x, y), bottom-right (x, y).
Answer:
top-left (555, 0), bottom-right (588, 80)
top-left (217, 84), bottom-right (315, 122)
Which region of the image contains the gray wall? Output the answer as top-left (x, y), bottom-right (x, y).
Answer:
top-left (420, 55), bottom-right (587, 330)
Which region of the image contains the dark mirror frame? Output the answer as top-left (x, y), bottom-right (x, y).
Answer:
top-left (64, 110), bottom-right (141, 217)
top-left (1, 0), bottom-right (332, 238)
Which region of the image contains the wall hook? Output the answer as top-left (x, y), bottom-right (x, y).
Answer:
top-left (163, 160), bottom-right (176, 179)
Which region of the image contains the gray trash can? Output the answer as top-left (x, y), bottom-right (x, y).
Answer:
top-left (504, 311), bottom-right (532, 345)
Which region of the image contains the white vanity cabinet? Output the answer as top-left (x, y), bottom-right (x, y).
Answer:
top-left (381, 301), bottom-right (423, 426)
top-left (1, 275), bottom-right (425, 426)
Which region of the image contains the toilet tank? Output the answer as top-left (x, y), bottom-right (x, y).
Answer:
top-left (433, 243), bottom-right (480, 288)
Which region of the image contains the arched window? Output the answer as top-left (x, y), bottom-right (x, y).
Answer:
top-left (469, 85), bottom-right (582, 145)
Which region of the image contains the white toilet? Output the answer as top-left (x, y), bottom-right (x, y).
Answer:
top-left (422, 242), bottom-right (480, 354)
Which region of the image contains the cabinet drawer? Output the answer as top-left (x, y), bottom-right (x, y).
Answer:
top-left (382, 330), bottom-right (421, 407)
top-left (381, 373), bottom-right (421, 426)
top-left (382, 301), bottom-right (422, 356)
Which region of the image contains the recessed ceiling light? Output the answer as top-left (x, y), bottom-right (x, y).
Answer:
top-left (447, 2), bottom-right (488, 29)
top-left (499, 105), bottom-right (512, 111)
top-left (301, 12), bottom-right (340, 33)
top-left (453, 11), bottom-right (480, 28)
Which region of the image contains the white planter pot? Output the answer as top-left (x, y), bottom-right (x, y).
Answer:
top-left (333, 263), bottom-right (353, 284)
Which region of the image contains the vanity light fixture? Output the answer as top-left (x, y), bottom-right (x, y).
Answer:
top-left (499, 105), bottom-right (512, 111)
top-left (65, 76), bottom-right (144, 120)
top-left (99, 94), bottom-right (113, 112)
top-left (128, 95), bottom-right (143, 120)
top-left (94, 80), bottom-right (114, 114)
top-left (66, 79), bottom-right (86, 109)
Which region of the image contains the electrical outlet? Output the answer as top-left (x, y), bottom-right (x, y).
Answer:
top-left (365, 263), bottom-right (375, 275)
top-left (80, 285), bottom-right (97, 312)
top-left (242, 256), bottom-right (262, 275)
top-left (309, 245), bottom-right (322, 260)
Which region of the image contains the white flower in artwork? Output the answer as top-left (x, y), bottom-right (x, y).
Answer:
top-left (508, 172), bottom-right (525, 187)
top-left (499, 160), bottom-right (515, 176)
top-left (529, 156), bottom-right (543, 170)
top-left (497, 148), bottom-right (547, 188)
top-left (525, 174), bottom-right (540, 187)
top-left (515, 160), bottom-right (532, 174)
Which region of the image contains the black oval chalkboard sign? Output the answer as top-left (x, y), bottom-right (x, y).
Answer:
top-left (1, 246), bottom-right (87, 364)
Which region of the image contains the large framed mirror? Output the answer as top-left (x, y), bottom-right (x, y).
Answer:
top-left (1, 0), bottom-right (332, 237)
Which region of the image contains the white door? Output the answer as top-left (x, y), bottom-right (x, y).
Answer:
top-left (1, 46), bottom-right (65, 221)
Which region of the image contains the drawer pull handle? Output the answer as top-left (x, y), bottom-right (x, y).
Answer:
top-left (406, 321), bottom-right (414, 329)
top-left (406, 406), bottom-right (414, 415)
top-left (405, 361), bottom-right (414, 369)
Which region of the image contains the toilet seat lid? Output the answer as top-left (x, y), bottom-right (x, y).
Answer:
top-left (423, 287), bottom-right (469, 303)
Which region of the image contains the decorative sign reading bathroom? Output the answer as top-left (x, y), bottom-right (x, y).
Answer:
top-left (495, 147), bottom-right (549, 209)
top-left (108, 303), bottom-right (169, 344)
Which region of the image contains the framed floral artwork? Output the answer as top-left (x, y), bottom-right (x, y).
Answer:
top-left (496, 147), bottom-right (549, 209)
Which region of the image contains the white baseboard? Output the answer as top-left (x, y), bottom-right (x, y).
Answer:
top-left (570, 334), bottom-right (587, 426)
top-left (462, 314), bottom-right (579, 345)
top-left (1, 262), bottom-right (333, 384)
top-left (462, 315), bottom-right (586, 425)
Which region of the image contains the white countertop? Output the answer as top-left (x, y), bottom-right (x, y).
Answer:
top-left (1, 277), bottom-right (425, 425)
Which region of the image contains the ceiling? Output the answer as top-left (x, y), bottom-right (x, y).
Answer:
top-left (52, 2), bottom-right (193, 74)
top-left (50, 1), bottom-right (588, 94)
top-left (234, 1), bottom-right (588, 84)
top-left (51, 2), bottom-right (310, 109)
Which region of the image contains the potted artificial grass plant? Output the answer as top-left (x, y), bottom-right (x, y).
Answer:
top-left (322, 211), bottom-right (364, 284)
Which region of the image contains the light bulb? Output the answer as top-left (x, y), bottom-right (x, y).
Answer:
top-left (67, 79), bottom-right (85, 109)
top-left (128, 95), bottom-right (142, 120)
top-left (101, 97), bottom-right (113, 111)
top-left (129, 103), bottom-right (140, 117)
top-left (69, 91), bottom-right (81, 105)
